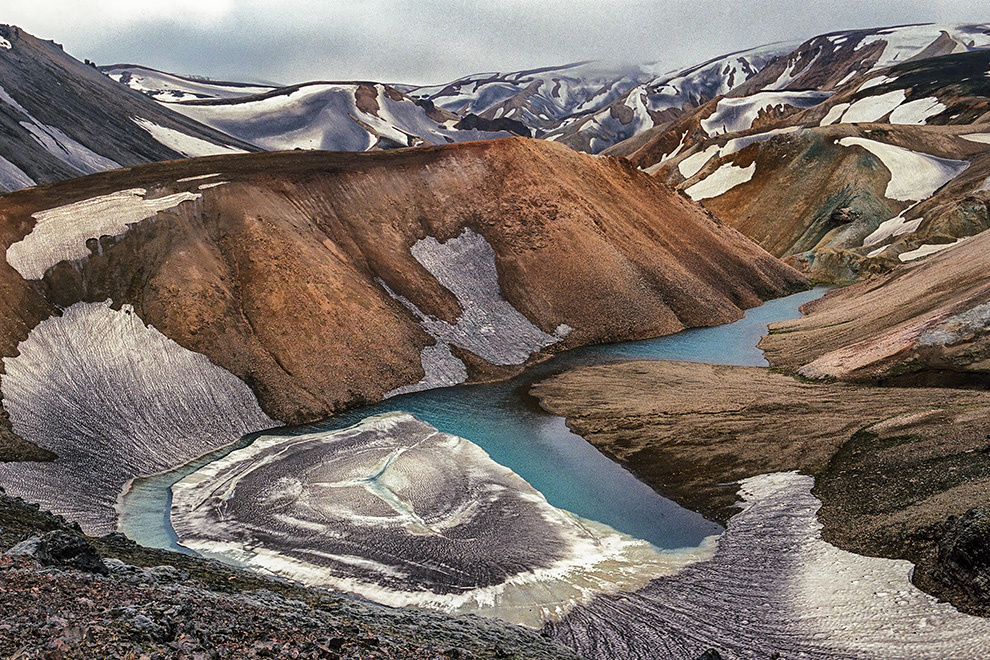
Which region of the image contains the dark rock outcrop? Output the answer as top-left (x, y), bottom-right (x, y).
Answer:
top-left (937, 509), bottom-right (990, 605)
top-left (7, 529), bottom-right (108, 574)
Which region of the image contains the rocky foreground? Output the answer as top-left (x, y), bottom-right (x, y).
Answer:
top-left (0, 488), bottom-right (581, 660)
top-left (530, 361), bottom-right (990, 616)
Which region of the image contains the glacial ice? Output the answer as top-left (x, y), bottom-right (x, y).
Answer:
top-left (0, 301), bottom-right (273, 534)
top-left (171, 412), bottom-right (706, 628)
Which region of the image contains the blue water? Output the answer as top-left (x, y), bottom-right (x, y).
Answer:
top-left (119, 287), bottom-right (827, 555)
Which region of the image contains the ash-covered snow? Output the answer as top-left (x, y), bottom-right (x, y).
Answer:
top-left (838, 137), bottom-right (969, 202)
top-left (171, 412), bottom-right (704, 628)
top-left (0, 84), bottom-right (120, 175)
top-left (547, 471), bottom-right (990, 659)
top-left (382, 228), bottom-right (568, 394)
top-left (0, 155), bottom-right (35, 191)
top-left (685, 161), bottom-right (757, 201)
top-left (6, 188), bottom-right (202, 280)
top-left (0, 301), bottom-right (273, 535)
top-left (133, 118), bottom-right (246, 157)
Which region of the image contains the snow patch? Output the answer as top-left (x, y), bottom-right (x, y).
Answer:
top-left (685, 162), bottom-right (757, 201)
top-left (0, 37), bottom-right (11, 50)
top-left (0, 155), bottom-right (35, 191)
top-left (857, 75), bottom-right (894, 92)
top-left (899, 238), bottom-right (967, 262)
top-left (820, 103), bottom-right (850, 126)
top-left (6, 188), bottom-right (201, 280)
top-left (889, 97), bottom-right (946, 125)
top-left (961, 133), bottom-right (990, 145)
top-left (838, 137), bottom-right (969, 202)
top-left (701, 91), bottom-right (831, 135)
top-left (678, 146), bottom-right (719, 179)
top-left (841, 89), bottom-right (907, 123)
top-left (0, 84), bottom-right (120, 175)
top-left (133, 118), bottom-right (246, 157)
top-left (381, 228), bottom-right (569, 394)
top-left (863, 212), bottom-right (924, 247)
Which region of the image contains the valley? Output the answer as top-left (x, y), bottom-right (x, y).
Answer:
top-left (2, 15), bottom-right (990, 660)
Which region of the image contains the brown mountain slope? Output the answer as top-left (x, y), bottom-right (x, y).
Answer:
top-left (759, 226), bottom-right (990, 385)
top-left (0, 135), bottom-right (805, 439)
top-left (0, 138), bottom-right (805, 533)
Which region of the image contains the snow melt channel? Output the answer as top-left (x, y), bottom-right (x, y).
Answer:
top-left (383, 227), bottom-right (570, 396)
top-left (6, 188), bottom-right (202, 280)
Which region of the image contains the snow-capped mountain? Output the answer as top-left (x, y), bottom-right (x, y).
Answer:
top-left (101, 64), bottom-right (277, 102)
top-left (406, 61), bottom-right (654, 134)
top-left (167, 82), bottom-right (521, 152)
top-left (0, 25), bottom-right (257, 193)
top-left (545, 43), bottom-right (798, 153)
top-left (631, 23), bottom-right (990, 281)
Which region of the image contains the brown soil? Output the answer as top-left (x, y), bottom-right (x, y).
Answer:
top-left (531, 360), bottom-right (990, 614)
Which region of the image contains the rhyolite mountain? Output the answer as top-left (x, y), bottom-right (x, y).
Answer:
top-left (0, 136), bottom-right (805, 534)
top-left (0, 25), bottom-right (257, 193)
top-left (625, 23), bottom-right (990, 281)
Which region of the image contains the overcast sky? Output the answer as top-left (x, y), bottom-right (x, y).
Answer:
top-left (2, 1), bottom-right (988, 85)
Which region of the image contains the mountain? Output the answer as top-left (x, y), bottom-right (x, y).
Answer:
top-left (545, 43), bottom-right (797, 153)
top-left (0, 137), bottom-right (805, 534)
top-left (629, 23), bottom-right (990, 281)
top-left (166, 81), bottom-right (525, 151)
top-left (0, 25), bottom-right (257, 193)
top-left (101, 63), bottom-right (278, 102)
top-left (407, 61), bottom-right (653, 134)
top-left (760, 225), bottom-right (990, 387)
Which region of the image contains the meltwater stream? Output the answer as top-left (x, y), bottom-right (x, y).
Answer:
top-left (119, 287), bottom-right (826, 556)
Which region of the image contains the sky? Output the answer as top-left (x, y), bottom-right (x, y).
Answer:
top-left (1, 0), bottom-right (988, 86)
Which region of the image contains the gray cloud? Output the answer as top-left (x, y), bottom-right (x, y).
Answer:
top-left (2, 0), bottom-right (988, 85)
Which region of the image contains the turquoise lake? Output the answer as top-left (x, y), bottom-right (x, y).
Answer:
top-left (119, 287), bottom-right (827, 555)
